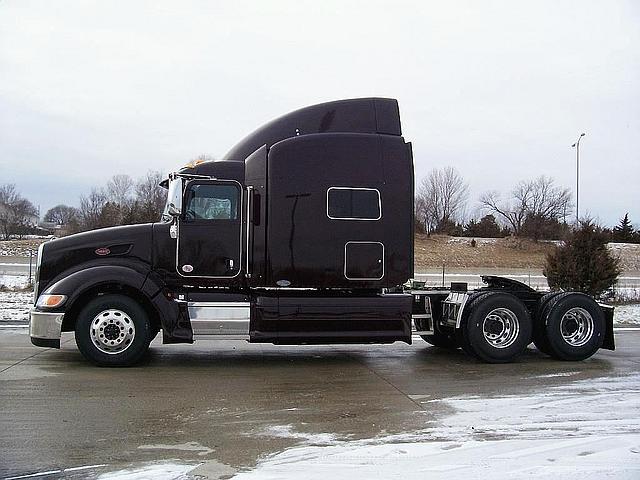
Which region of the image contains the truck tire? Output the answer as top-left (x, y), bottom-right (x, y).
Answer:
top-left (75, 294), bottom-right (153, 367)
top-left (542, 293), bottom-right (605, 361)
top-left (459, 292), bottom-right (532, 363)
top-left (455, 292), bottom-right (493, 359)
top-left (533, 292), bottom-right (564, 355)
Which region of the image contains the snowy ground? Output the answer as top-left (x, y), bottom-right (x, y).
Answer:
top-left (0, 274), bottom-right (31, 289)
top-left (226, 373), bottom-right (640, 479)
top-left (66, 371), bottom-right (640, 479)
top-left (0, 290), bottom-right (33, 324)
top-left (613, 303), bottom-right (640, 325)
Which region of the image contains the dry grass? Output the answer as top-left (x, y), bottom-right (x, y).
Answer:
top-left (415, 235), bottom-right (556, 269)
top-left (415, 235), bottom-right (640, 273)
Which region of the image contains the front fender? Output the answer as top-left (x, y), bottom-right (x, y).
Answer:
top-left (42, 265), bottom-right (148, 304)
top-left (40, 265), bottom-right (193, 344)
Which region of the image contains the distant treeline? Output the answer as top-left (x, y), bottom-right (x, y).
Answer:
top-left (414, 167), bottom-right (640, 243)
top-left (1, 166), bottom-right (639, 243)
top-left (0, 171), bottom-right (165, 239)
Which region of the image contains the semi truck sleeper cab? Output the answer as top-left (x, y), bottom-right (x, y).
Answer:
top-left (29, 98), bottom-right (614, 366)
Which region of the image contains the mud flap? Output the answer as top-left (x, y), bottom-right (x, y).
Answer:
top-left (161, 298), bottom-right (193, 344)
top-left (142, 284), bottom-right (193, 345)
top-left (600, 304), bottom-right (615, 351)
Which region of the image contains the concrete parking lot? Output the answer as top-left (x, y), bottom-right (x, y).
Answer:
top-left (1, 329), bottom-right (639, 479)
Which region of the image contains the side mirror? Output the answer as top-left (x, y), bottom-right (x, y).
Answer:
top-left (167, 203), bottom-right (181, 216)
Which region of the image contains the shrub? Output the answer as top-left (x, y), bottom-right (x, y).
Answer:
top-left (464, 214), bottom-right (503, 238)
top-left (521, 214), bottom-right (570, 241)
top-left (544, 221), bottom-right (621, 297)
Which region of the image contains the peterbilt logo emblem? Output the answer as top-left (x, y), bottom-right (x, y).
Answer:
top-left (95, 247), bottom-right (110, 256)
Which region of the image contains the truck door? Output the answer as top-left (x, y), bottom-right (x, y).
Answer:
top-left (177, 179), bottom-right (242, 279)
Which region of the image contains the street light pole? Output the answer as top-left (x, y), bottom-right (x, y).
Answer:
top-left (571, 133), bottom-right (586, 224)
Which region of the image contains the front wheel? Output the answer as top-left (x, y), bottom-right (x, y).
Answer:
top-left (75, 294), bottom-right (153, 366)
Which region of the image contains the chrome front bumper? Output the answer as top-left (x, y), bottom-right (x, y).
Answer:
top-left (30, 309), bottom-right (64, 348)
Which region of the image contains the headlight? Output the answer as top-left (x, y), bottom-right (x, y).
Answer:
top-left (36, 294), bottom-right (67, 309)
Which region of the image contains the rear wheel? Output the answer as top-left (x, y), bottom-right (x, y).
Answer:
top-left (533, 292), bottom-right (564, 355)
top-left (75, 294), bottom-right (153, 366)
top-left (459, 292), bottom-right (532, 363)
top-left (542, 293), bottom-right (604, 361)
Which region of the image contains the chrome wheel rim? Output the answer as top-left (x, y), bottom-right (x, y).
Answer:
top-left (482, 308), bottom-right (520, 349)
top-left (560, 307), bottom-right (594, 347)
top-left (90, 309), bottom-right (135, 354)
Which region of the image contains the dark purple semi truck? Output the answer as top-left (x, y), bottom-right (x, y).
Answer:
top-left (29, 98), bottom-right (614, 366)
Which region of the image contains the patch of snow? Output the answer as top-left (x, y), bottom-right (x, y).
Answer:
top-left (608, 242), bottom-right (640, 249)
top-left (447, 237), bottom-right (500, 245)
top-left (137, 441), bottom-right (214, 456)
top-left (232, 435), bottom-right (640, 480)
top-left (614, 304), bottom-right (640, 325)
top-left (0, 246), bottom-right (39, 257)
top-left (0, 274), bottom-right (30, 289)
top-left (526, 371), bottom-right (581, 379)
top-left (234, 374), bottom-right (640, 479)
top-left (610, 287), bottom-right (640, 303)
top-left (259, 425), bottom-right (339, 445)
top-left (423, 373), bottom-right (640, 441)
top-left (97, 462), bottom-right (199, 480)
top-left (0, 291), bottom-right (33, 324)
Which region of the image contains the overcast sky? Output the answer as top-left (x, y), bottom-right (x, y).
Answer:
top-left (1, 0), bottom-right (638, 226)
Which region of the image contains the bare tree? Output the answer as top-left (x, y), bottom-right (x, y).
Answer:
top-left (134, 170), bottom-right (165, 222)
top-left (107, 174), bottom-right (134, 206)
top-left (73, 170), bottom-right (167, 232)
top-left (415, 167), bottom-right (468, 234)
top-left (0, 184), bottom-right (39, 240)
top-left (44, 204), bottom-right (79, 226)
top-left (79, 187), bottom-right (108, 231)
top-left (480, 176), bottom-right (572, 236)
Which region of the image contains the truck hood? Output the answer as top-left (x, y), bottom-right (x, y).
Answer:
top-left (37, 223), bottom-right (155, 297)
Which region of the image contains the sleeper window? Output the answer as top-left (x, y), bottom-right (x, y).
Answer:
top-left (185, 184), bottom-right (239, 220)
top-left (327, 187), bottom-right (381, 220)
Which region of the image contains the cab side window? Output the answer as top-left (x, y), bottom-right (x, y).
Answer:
top-left (185, 184), bottom-right (239, 221)
top-left (327, 187), bottom-right (381, 220)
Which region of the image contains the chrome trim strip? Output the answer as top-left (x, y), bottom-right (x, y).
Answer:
top-left (33, 242), bottom-right (44, 304)
top-left (326, 186), bottom-right (382, 221)
top-left (187, 302), bottom-right (250, 308)
top-left (344, 241), bottom-right (385, 281)
top-left (245, 186), bottom-right (253, 278)
top-left (193, 335), bottom-right (250, 341)
top-left (29, 309), bottom-right (64, 340)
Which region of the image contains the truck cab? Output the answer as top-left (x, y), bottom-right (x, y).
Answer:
top-left (29, 98), bottom-right (614, 366)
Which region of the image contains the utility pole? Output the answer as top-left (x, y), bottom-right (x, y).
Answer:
top-left (571, 133), bottom-right (586, 224)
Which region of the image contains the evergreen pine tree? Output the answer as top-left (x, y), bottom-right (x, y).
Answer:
top-left (544, 221), bottom-right (620, 297)
top-left (613, 213), bottom-right (634, 242)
